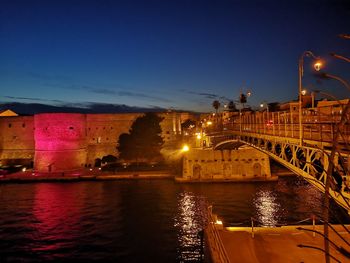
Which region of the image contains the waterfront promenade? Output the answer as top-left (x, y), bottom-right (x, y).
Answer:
top-left (0, 169), bottom-right (173, 182)
top-left (210, 224), bottom-right (350, 263)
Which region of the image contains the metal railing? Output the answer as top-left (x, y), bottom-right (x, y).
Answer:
top-left (206, 206), bottom-right (230, 263)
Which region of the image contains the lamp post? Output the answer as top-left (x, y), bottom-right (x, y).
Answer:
top-left (238, 90), bottom-right (252, 135)
top-left (330, 52), bottom-right (350, 63)
top-left (260, 102), bottom-right (269, 114)
top-left (298, 51), bottom-right (321, 145)
top-left (260, 102), bottom-right (269, 134)
top-left (315, 72), bottom-right (350, 263)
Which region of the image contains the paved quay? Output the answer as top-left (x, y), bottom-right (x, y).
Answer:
top-left (0, 169), bottom-right (173, 182)
top-left (214, 225), bottom-right (350, 263)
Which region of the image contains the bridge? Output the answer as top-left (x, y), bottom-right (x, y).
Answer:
top-left (202, 100), bottom-right (350, 213)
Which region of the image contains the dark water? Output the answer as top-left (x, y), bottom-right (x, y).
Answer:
top-left (0, 177), bottom-right (349, 262)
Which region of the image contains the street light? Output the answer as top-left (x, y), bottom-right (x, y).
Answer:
top-left (238, 89), bottom-right (252, 134)
top-left (181, 144), bottom-right (189, 152)
top-left (314, 71), bottom-right (350, 263)
top-left (330, 53), bottom-right (350, 63)
top-left (298, 51), bottom-right (322, 145)
top-left (317, 73), bottom-right (350, 92)
top-left (260, 102), bottom-right (269, 133)
top-left (260, 102), bottom-right (269, 114)
top-left (338, 34), bottom-right (350, 39)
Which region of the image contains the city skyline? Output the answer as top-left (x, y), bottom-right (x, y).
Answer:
top-left (1, 0), bottom-right (349, 113)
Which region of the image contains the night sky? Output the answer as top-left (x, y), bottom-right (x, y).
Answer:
top-left (1, 0), bottom-right (349, 112)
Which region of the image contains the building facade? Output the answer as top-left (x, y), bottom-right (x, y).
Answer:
top-left (0, 112), bottom-right (194, 172)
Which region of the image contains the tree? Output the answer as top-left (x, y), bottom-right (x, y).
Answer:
top-left (181, 119), bottom-right (196, 130)
top-left (228, 101), bottom-right (236, 112)
top-left (102, 155), bottom-right (118, 164)
top-left (212, 100), bottom-right (220, 113)
top-left (117, 113), bottom-right (164, 164)
top-left (239, 93), bottom-right (247, 104)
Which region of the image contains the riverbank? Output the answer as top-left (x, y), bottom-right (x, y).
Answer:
top-left (0, 169), bottom-right (283, 183)
top-left (0, 170), bottom-right (174, 183)
top-left (175, 176), bottom-right (278, 183)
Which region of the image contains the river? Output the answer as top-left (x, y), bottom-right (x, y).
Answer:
top-left (0, 177), bottom-right (349, 262)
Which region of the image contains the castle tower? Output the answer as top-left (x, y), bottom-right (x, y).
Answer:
top-left (34, 113), bottom-right (87, 172)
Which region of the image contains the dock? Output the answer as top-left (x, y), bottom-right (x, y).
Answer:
top-left (205, 210), bottom-right (350, 262)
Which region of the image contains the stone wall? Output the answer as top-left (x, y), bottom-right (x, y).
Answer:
top-left (182, 146), bottom-right (271, 181)
top-left (34, 113), bottom-right (87, 172)
top-left (0, 116), bottom-right (34, 164)
top-left (0, 112), bottom-right (196, 170)
top-left (86, 113), bottom-right (142, 166)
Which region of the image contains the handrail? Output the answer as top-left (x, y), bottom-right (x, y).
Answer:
top-left (206, 206), bottom-right (230, 263)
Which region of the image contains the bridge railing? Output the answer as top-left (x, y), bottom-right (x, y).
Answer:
top-left (207, 110), bottom-right (350, 144)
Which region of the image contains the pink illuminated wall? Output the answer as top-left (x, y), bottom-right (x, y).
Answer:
top-left (34, 113), bottom-right (87, 172)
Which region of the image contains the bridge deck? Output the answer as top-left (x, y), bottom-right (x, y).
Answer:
top-left (217, 225), bottom-right (350, 263)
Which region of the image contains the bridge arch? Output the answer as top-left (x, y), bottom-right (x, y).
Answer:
top-left (210, 134), bottom-right (350, 212)
top-left (213, 140), bottom-right (245, 150)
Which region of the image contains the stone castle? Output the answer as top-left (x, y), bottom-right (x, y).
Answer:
top-left (0, 111), bottom-right (193, 172)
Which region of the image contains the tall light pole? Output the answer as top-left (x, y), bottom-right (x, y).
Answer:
top-left (298, 51), bottom-right (321, 145)
top-left (260, 102), bottom-right (269, 114)
top-left (314, 71), bottom-right (350, 263)
top-left (260, 102), bottom-right (269, 134)
top-left (330, 52), bottom-right (350, 63)
top-left (238, 90), bottom-right (252, 136)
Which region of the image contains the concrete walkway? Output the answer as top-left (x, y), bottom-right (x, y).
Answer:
top-left (0, 169), bottom-right (173, 182)
top-left (219, 225), bottom-right (350, 263)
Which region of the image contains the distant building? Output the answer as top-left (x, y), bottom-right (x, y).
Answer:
top-left (0, 109), bottom-right (18, 117)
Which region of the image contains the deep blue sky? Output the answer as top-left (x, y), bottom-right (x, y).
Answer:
top-left (1, 0), bottom-right (349, 112)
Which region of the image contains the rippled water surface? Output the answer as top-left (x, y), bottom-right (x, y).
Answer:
top-left (0, 177), bottom-right (348, 262)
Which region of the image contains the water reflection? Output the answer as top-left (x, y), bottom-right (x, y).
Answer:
top-left (174, 191), bottom-right (206, 262)
top-left (1, 179), bottom-right (347, 262)
top-left (28, 184), bottom-right (82, 256)
top-left (253, 189), bottom-right (281, 226)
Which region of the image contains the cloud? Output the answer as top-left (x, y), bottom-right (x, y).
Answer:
top-left (22, 71), bottom-right (174, 103)
top-left (0, 101), bottom-right (167, 115)
top-left (186, 91), bottom-right (218, 99)
top-left (3, 96), bottom-right (65, 103)
top-left (79, 86), bottom-right (173, 103)
top-left (185, 91), bottom-right (231, 101)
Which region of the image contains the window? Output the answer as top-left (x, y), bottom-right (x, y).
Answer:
top-left (22, 123), bottom-right (26, 128)
top-left (8, 123), bottom-right (12, 128)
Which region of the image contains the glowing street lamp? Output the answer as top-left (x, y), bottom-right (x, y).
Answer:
top-left (260, 102), bottom-right (269, 115)
top-left (181, 144), bottom-right (189, 152)
top-left (313, 61), bottom-right (323, 71)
